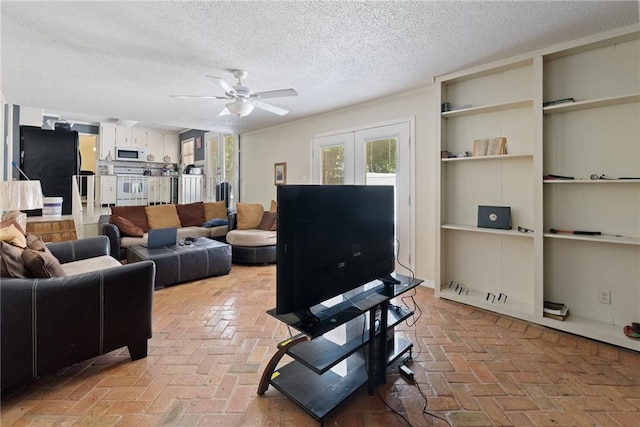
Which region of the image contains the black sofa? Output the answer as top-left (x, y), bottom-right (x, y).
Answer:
top-left (0, 236), bottom-right (155, 391)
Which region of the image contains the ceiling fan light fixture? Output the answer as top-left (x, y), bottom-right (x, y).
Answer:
top-left (226, 100), bottom-right (254, 117)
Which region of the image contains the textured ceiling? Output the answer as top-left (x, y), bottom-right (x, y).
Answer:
top-left (2, 1), bottom-right (639, 134)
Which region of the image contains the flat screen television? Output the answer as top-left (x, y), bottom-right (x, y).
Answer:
top-left (276, 185), bottom-right (396, 316)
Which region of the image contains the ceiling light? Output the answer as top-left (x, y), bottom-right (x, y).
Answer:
top-left (226, 100), bottom-right (254, 117)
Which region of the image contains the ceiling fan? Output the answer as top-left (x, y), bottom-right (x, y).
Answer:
top-left (173, 70), bottom-right (298, 117)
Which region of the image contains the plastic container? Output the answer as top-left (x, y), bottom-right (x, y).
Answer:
top-left (43, 197), bottom-right (63, 216)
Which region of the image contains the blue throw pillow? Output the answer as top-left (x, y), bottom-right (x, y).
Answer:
top-left (203, 217), bottom-right (228, 228)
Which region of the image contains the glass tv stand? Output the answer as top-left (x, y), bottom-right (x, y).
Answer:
top-left (257, 273), bottom-right (422, 421)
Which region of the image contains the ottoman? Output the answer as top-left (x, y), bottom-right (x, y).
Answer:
top-left (127, 238), bottom-right (232, 289)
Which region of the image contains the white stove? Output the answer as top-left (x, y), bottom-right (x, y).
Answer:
top-left (114, 166), bottom-right (147, 205)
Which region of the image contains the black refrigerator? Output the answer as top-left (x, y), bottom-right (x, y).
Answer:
top-left (20, 126), bottom-right (80, 215)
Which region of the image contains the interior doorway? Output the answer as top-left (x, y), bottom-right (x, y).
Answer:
top-left (79, 134), bottom-right (97, 173)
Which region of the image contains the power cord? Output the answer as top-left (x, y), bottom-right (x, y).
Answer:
top-left (393, 237), bottom-right (424, 360)
top-left (399, 364), bottom-right (453, 427)
top-left (359, 313), bottom-right (413, 426)
top-left (393, 239), bottom-right (452, 426)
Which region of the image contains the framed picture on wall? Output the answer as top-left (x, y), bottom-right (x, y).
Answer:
top-left (195, 136), bottom-right (202, 150)
top-left (274, 162), bottom-right (287, 185)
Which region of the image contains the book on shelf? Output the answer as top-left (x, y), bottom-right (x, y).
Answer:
top-left (543, 301), bottom-right (569, 320)
top-left (473, 137), bottom-right (507, 156)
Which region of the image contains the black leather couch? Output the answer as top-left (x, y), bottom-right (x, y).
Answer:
top-left (0, 236), bottom-right (155, 391)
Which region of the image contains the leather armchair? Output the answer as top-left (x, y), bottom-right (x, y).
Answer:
top-left (1, 236), bottom-right (155, 390)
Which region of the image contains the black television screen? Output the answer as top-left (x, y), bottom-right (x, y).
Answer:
top-left (276, 185), bottom-right (395, 315)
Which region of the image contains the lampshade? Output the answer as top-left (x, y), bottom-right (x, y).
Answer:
top-left (0, 180), bottom-right (44, 231)
top-left (226, 100), bottom-right (254, 117)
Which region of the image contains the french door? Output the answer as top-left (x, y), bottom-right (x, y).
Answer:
top-left (204, 132), bottom-right (239, 207)
top-left (312, 121), bottom-right (413, 272)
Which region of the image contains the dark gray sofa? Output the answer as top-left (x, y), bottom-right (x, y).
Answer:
top-left (0, 236), bottom-right (155, 391)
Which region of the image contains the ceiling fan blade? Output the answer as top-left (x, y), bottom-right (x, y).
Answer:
top-left (171, 95), bottom-right (229, 99)
top-left (251, 88), bottom-right (298, 99)
top-left (206, 75), bottom-right (236, 96)
top-left (249, 99), bottom-right (289, 116)
top-left (218, 106), bottom-right (231, 116)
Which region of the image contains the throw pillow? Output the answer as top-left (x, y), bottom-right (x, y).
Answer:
top-left (22, 248), bottom-right (67, 278)
top-left (203, 218), bottom-right (228, 228)
top-left (0, 217), bottom-right (26, 235)
top-left (269, 200), bottom-right (277, 213)
top-left (145, 204), bottom-right (181, 229)
top-left (176, 202), bottom-right (206, 227)
top-left (111, 205), bottom-right (150, 232)
top-left (110, 215), bottom-right (144, 237)
top-left (26, 233), bottom-right (48, 252)
top-left (270, 218), bottom-right (277, 231)
top-left (0, 223), bottom-right (27, 248)
top-left (0, 241), bottom-right (28, 278)
top-left (258, 212), bottom-right (277, 231)
top-left (236, 203), bottom-right (264, 230)
top-left (204, 201), bottom-right (227, 221)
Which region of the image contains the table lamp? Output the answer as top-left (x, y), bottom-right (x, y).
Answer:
top-left (0, 180), bottom-right (44, 231)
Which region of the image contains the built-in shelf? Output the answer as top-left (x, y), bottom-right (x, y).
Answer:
top-left (543, 93), bottom-right (640, 114)
top-left (438, 287), bottom-right (534, 317)
top-left (437, 25), bottom-right (640, 353)
top-left (442, 99), bottom-right (533, 118)
top-left (442, 153), bottom-right (533, 162)
top-left (540, 314), bottom-right (640, 352)
top-left (544, 233), bottom-right (640, 246)
top-left (441, 224), bottom-right (534, 238)
top-left (543, 179), bottom-right (640, 184)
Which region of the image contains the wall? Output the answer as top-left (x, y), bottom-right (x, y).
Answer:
top-left (240, 86), bottom-right (437, 283)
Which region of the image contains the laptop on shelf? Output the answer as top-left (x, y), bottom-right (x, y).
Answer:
top-left (143, 227), bottom-right (178, 249)
top-left (477, 206), bottom-right (512, 230)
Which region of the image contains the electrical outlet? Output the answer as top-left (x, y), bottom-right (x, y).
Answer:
top-left (598, 289), bottom-right (611, 305)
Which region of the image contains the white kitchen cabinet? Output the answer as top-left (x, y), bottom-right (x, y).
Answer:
top-left (99, 123), bottom-right (116, 160)
top-left (148, 176), bottom-right (174, 204)
top-left (163, 132), bottom-right (180, 163)
top-left (179, 175), bottom-right (204, 204)
top-left (131, 127), bottom-right (148, 150)
top-left (146, 129), bottom-right (164, 162)
top-left (115, 125), bottom-right (132, 147)
top-left (98, 175), bottom-right (117, 206)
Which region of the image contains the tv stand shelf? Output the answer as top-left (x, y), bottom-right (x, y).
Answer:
top-left (258, 274), bottom-right (422, 421)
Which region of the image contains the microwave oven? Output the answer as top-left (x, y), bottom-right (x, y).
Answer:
top-left (115, 146), bottom-right (146, 162)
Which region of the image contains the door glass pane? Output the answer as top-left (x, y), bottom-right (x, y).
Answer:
top-left (223, 134), bottom-right (235, 183)
top-left (321, 145), bottom-right (344, 185)
top-left (364, 138), bottom-right (397, 185)
top-left (365, 137), bottom-right (398, 244)
top-left (208, 135), bottom-right (219, 182)
top-left (223, 134), bottom-right (238, 207)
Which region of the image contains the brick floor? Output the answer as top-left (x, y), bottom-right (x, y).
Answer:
top-left (2, 264), bottom-right (640, 426)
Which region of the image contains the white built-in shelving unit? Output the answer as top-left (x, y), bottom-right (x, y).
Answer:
top-left (435, 24), bottom-right (640, 351)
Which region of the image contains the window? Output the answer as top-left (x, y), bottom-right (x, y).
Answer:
top-left (182, 138), bottom-right (194, 165)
